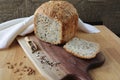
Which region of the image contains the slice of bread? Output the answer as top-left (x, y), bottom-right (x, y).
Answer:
top-left (34, 1), bottom-right (78, 45)
top-left (63, 37), bottom-right (100, 59)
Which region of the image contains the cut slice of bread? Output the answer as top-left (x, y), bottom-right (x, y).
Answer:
top-left (63, 37), bottom-right (100, 59)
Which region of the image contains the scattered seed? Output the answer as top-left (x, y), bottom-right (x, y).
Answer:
top-left (27, 68), bottom-right (30, 72)
top-left (14, 69), bottom-right (20, 73)
top-left (27, 67), bottom-right (36, 75)
top-left (19, 62), bottom-right (23, 66)
top-left (6, 62), bottom-right (10, 64)
top-left (14, 63), bottom-right (17, 66)
top-left (19, 73), bottom-right (23, 76)
top-left (23, 66), bottom-right (27, 69)
top-left (11, 65), bottom-right (14, 69)
top-left (24, 56), bottom-right (26, 58)
top-left (8, 65), bottom-right (14, 69)
top-left (6, 60), bottom-right (36, 80)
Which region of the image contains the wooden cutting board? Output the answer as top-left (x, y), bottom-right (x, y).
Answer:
top-left (17, 35), bottom-right (105, 80)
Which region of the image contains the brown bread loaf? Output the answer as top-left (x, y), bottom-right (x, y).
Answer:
top-left (34, 1), bottom-right (78, 44)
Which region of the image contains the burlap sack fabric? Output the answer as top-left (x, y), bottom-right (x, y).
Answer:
top-left (0, 0), bottom-right (120, 36)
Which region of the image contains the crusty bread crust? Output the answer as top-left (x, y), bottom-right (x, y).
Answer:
top-left (63, 38), bottom-right (100, 59)
top-left (34, 1), bottom-right (78, 44)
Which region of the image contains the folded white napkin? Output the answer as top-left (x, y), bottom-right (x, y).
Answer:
top-left (78, 19), bottom-right (100, 33)
top-left (0, 15), bottom-right (100, 49)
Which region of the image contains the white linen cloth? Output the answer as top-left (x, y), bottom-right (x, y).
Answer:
top-left (0, 15), bottom-right (100, 49)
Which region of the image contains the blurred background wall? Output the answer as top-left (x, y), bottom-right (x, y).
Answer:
top-left (0, 0), bottom-right (120, 36)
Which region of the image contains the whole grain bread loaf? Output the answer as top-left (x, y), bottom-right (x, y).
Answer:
top-left (63, 37), bottom-right (100, 59)
top-left (34, 1), bottom-right (78, 44)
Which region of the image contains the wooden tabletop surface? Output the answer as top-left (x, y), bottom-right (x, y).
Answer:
top-left (0, 25), bottom-right (120, 80)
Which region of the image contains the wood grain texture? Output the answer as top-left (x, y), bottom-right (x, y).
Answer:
top-left (0, 41), bottom-right (46, 80)
top-left (17, 35), bottom-right (105, 80)
top-left (0, 25), bottom-right (120, 80)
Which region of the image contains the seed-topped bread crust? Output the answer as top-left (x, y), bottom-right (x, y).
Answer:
top-left (34, 1), bottom-right (78, 44)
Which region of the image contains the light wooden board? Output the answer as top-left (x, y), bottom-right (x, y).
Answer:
top-left (0, 41), bottom-right (46, 80)
top-left (17, 37), bottom-right (66, 80)
top-left (17, 35), bottom-right (105, 80)
top-left (0, 25), bottom-right (120, 80)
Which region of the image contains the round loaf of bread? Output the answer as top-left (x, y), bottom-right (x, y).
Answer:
top-left (34, 1), bottom-right (78, 44)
